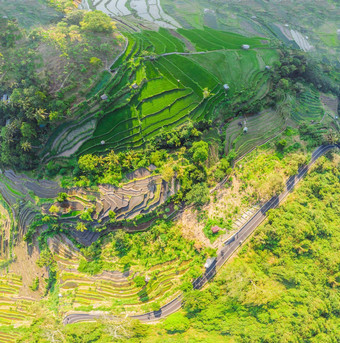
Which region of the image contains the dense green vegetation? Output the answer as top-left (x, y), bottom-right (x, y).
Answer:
top-left (4, 153), bottom-right (338, 342)
top-left (165, 155), bottom-right (339, 343)
top-left (177, 27), bottom-right (266, 51)
top-left (0, 1), bottom-right (339, 343)
top-left (0, 10), bottom-right (122, 169)
top-left (45, 26), bottom-right (277, 160)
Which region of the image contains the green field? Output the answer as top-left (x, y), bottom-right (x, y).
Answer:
top-left (43, 27), bottom-right (278, 157)
top-left (1, 0), bottom-right (61, 28)
top-left (177, 27), bottom-right (267, 51)
top-left (291, 88), bottom-right (324, 124)
top-left (225, 109), bottom-right (286, 157)
top-left (0, 274), bottom-right (33, 326)
top-left (161, 0), bottom-right (340, 63)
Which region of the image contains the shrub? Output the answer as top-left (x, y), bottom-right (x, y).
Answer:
top-left (76, 222), bottom-right (87, 232)
top-left (108, 210), bottom-right (116, 221)
top-left (80, 207), bottom-right (94, 221)
top-left (151, 302), bottom-right (160, 312)
top-left (276, 139), bottom-right (287, 151)
top-left (49, 205), bottom-right (59, 214)
top-left (57, 192), bottom-right (68, 202)
top-left (163, 312), bottom-right (190, 333)
top-left (185, 183), bottom-right (210, 206)
top-left (134, 275), bottom-right (146, 288)
top-left (190, 141), bottom-right (209, 164)
top-left (29, 277), bottom-right (39, 291)
top-left (78, 258), bottom-right (103, 275)
top-left (80, 10), bottom-right (115, 33)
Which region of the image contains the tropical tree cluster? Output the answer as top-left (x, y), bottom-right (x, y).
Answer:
top-left (73, 122), bottom-right (229, 205)
top-left (0, 10), bottom-right (120, 169)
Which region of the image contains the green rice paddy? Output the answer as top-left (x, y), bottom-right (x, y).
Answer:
top-left (291, 88), bottom-right (324, 124)
top-left (225, 109), bottom-right (286, 157)
top-left (44, 27), bottom-right (278, 157)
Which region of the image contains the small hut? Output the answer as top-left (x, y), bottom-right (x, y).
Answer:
top-left (211, 226), bottom-right (221, 234)
top-left (101, 140), bottom-right (105, 145)
top-left (243, 127), bottom-right (248, 134)
top-left (223, 84), bottom-right (230, 91)
top-left (101, 94), bottom-right (108, 100)
top-left (242, 44), bottom-right (250, 50)
top-left (131, 83), bottom-right (138, 90)
top-left (265, 66), bottom-right (271, 70)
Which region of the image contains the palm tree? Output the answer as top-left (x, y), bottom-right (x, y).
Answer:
top-left (324, 128), bottom-right (339, 144)
top-left (105, 150), bottom-right (120, 167)
top-left (21, 141), bottom-right (31, 152)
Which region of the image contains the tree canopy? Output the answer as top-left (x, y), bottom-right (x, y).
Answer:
top-left (80, 10), bottom-right (116, 33)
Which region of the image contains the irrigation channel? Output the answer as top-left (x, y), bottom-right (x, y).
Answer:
top-left (63, 144), bottom-right (339, 325)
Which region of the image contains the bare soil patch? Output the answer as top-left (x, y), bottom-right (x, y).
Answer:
top-left (0, 204), bottom-right (11, 259)
top-left (126, 167), bottom-right (151, 180)
top-left (320, 93), bottom-right (338, 116)
top-left (177, 175), bottom-right (256, 250)
top-left (8, 241), bottom-right (47, 300)
top-left (169, 29), bottom-right (196, 52)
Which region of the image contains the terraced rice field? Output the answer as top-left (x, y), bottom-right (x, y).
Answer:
top-left (47, 234), bottom-right (193, 313)
top-left (0, 169), bottom-right (62, 235)
top-left (59, 27), bottom-right (278, 157)
top-left (0, 329), bottom-right (20, 343)
top-left (0, 165), bottom-right (173, 240)
top-left (58, 260), bottom-right (191, 313)
top-left (291, 88), bottom-right (324, 124)
top-left (41, 167), bottom-right (176, 232)
top-left (177, 27), bottom-right (266, 51)
top-left (85, 0), bottom-right (181, 29)
top-left (0, 274), bottom-right (33, 326)
top-left (187, 49), bottom-right (278, 97)
top-left (225, 110), bottom-right (286, 157)
top-left (290, 29), bottom-right (313, 52)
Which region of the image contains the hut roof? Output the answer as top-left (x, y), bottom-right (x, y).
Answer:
top-left (101, 94), bottom-right (108, 100)
top-left (211, 226), bottom-right (221, 234)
